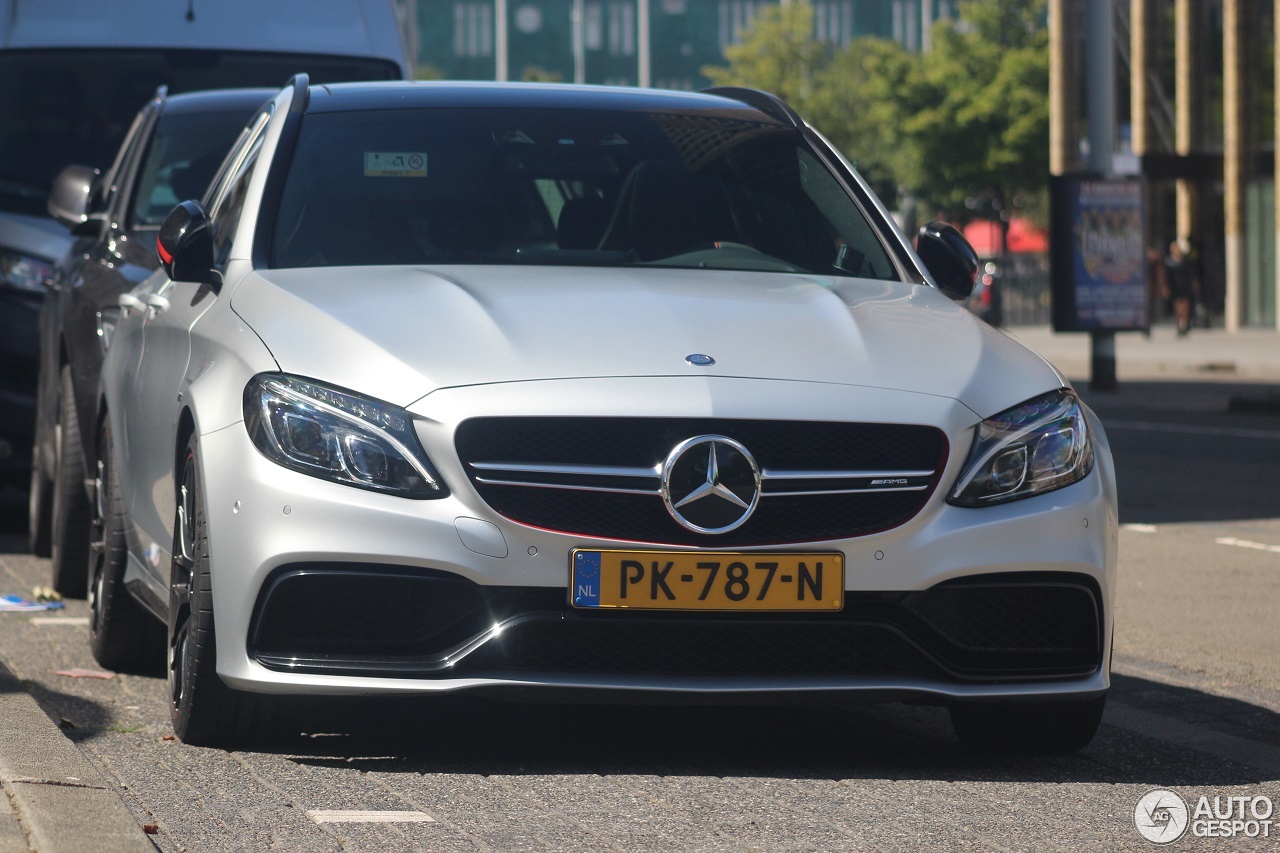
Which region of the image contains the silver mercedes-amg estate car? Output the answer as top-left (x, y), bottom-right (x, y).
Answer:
top-left (92, 77), bottom-right (1116, 749)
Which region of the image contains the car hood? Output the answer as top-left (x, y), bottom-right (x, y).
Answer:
top-left (0, 212), bottom-right (74, 262)
top-left (231, 265), bottom-right (1065, 418)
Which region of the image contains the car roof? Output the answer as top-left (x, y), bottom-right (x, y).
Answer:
top-left (159, 87), bottom-right (276, 116)
top-left (304, 81), bottom-right (784, 122)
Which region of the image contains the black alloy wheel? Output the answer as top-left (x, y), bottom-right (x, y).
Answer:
top-left (168, 433), bottom-right (271, 746)
top-left (88, 420), bottom-right (162, 671)
top-left (50, 366), bottom-right (92, 597)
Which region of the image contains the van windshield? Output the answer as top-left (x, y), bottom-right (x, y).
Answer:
top-left (0, 49), bottom-right (399, 217)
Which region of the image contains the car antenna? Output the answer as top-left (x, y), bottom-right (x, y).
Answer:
top-left (186, 0), bottom-right (195, 22)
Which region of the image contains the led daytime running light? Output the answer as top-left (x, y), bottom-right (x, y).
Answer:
top-left (257, 377), bottom-right (437, 489)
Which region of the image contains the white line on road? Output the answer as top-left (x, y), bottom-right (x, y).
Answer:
top-left (306, 810), bottom-right (435, 824)
top-left (1121, 524), bottom-right (1159, 533)
top-left (1216, 537), bottom-right (1280, 554)
top-left (1105, 419), bottom-right (1280, 441)
top-left (28, 617), bottom-right (89, 626)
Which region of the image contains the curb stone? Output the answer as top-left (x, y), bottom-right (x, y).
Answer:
top-left (0, 660), bottom-right (154, 852)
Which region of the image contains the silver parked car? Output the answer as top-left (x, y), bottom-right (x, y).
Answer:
top-left (93, 78), bottom-right (1117, 750)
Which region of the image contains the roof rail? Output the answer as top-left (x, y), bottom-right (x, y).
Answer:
top-left (701, 86), bottom-right (803, 128)
top-left (285, 73), bottom-right (310, 115)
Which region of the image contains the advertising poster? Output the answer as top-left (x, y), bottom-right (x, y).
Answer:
top-left (1050, 176), bottom-right (1149, 331)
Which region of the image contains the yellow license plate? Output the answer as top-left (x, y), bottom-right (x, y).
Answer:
top-left (570, 550), bottom-right (844, 611)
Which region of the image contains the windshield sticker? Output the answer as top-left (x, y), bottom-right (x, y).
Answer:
top-left (364, 152), bottom-right (428, 177)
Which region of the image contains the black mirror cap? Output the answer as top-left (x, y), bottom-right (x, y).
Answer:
top-left (47, 164), bottom-right (99, 231)
top-left (157, 200), bottom-right (215, 284)
top-left (917, 220), bottom-right (979, 300)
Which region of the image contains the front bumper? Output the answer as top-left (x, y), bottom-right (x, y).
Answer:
top-left (192, 377), bottom-right (1117, 703)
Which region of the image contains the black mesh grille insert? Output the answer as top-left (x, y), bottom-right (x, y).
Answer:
top-left (249, 567), bottom-right (1103, 683)
top-left (907, 576), bottom-right (1103, 672)
top-left (454, 417), bottom-right (947, 545)
top-left (250, 566), bottom-right (490, 655)
top-left (458, 620), bottom-right (937, 677)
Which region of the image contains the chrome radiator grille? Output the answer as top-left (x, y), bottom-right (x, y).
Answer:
top-left (454, 417), bottom-right (947, 546)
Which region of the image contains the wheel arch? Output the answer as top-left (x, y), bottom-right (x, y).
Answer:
top-left (175, 407), bottom-right (197, 495)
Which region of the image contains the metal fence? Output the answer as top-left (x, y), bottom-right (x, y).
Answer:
top-left (992, 252), bottom-right (1051, 327)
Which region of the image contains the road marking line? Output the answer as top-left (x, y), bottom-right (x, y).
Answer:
top-left (28, 617), bottom-right (89, 626)
top-left (1104, 419), bottom-right (1280, 441)
top-left (306, 810), bottom-right (435, 824)
top-left (1106, 700), bottom-right (1280, 776)
top-left (1121, 524), bottom-right (1158, 533)
top-left (1216, 536), bottom-right (1280, 554)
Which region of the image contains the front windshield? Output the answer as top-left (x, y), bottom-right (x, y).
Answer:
top-left (271, 107), bottom-right (899, 279)
top-left (0, 49), bottom-right (399, 217)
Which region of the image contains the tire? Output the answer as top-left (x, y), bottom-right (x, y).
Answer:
top-left (50, 366), bottom-right (92, 598)
top-left (168, 433), bottom-right (273, 747)
top-left (949, 695), bottom-right (1106, 754)
top-left (28, 452), bottom-right (53, 558)
top-left (88, 421), bottom-right (163, 672)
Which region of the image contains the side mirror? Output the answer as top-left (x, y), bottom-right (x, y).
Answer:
top-left (47, 164), bottom-right (101, 234)
top-left (157, 200), bottom-right (215, 285)
top-left (916, 220), bottom-right (979, 300)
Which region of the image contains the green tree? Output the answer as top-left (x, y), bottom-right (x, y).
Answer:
top-left (806, 36), bottom-right (921, 203)
top-left (701, 1), bottom-right (828, 110)
top-left (701, 3), bottom-right (902, 199)
top-left (702, 0), bottom-right (1052, 230)
top-left (521, 65), bottom-right (565, 83)
top-left (904, 0), bottom-right (1050, 228)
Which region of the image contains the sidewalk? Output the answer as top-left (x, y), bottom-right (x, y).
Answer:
top-left (1004, 324), bottom-right (1280, 415)
top-left (1004, 324), bottom-right (1280, 384)
top-left (0, 660), bottom-right (154, 852)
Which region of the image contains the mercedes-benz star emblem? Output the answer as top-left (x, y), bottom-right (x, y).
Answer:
top-left (661, 435), bottom-right (761, 534)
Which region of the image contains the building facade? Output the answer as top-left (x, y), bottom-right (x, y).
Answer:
top-left (410, 0), bottom-right (953, 89)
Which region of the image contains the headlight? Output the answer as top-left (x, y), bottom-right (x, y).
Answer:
top-left (948, 390), bottom-right (1094, 506)
top-left (244, 374), bottom-right (447, 499)
top-left (0, 247), bottom-right (54, 293)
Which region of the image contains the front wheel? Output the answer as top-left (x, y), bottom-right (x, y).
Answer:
top-left (949, 695), bottom-right (1106, 754)
top-left (168, 433), bottom-right (273, 746)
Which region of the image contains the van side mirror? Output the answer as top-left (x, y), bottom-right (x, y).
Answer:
top-left (47, 164), bottom-right (102, 235)
top-left (157, 201), bottom-right (215, 285)
top-left (916, 221), bottom-right (979, 300)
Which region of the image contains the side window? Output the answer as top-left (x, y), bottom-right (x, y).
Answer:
top-left (207, 109), bottom-right (272, 268)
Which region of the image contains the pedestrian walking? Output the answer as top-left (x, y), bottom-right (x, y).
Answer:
top-left (1163, 238), bottom-right (1199, 336)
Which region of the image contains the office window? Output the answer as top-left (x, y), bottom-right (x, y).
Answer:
top-left (454, 1), bottom-right (494, 58)
top-left (718, 1), bottom-right (766, 49)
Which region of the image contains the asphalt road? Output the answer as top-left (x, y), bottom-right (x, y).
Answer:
top-left (0, 376), bottom-right (1277, 850)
